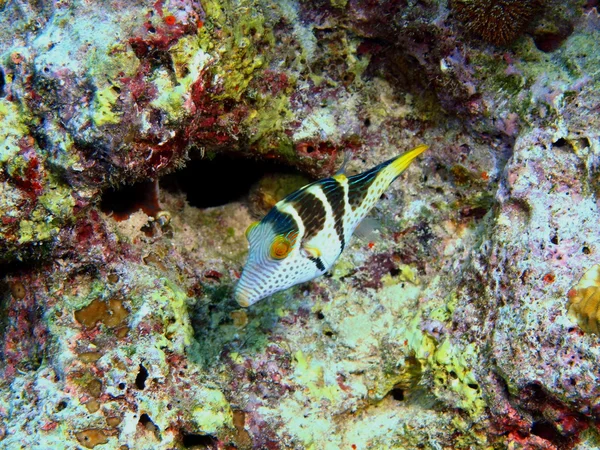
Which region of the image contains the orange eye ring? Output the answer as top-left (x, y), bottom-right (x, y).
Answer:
top-left (270, 236), bottom-right (292, 259)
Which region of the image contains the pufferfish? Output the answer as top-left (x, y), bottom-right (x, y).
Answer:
top-left (235, 145), bottom-right (428, 307)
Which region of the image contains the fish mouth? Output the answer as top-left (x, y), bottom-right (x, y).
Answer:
top-left (234, 284), bottom-right (256, 308)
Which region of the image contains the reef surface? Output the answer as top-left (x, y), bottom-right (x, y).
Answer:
top-left (1, 0), bottom-right (599, 448)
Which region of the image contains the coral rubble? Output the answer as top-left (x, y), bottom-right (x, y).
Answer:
top-left (1, 0), bottom-right (599, 449)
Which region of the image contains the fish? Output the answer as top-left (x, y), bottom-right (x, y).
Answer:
top-left (234, 144), bottom-right (428, 307)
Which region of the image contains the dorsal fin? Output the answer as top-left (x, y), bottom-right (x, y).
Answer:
top-left (335, 151), bottom-right (352, 176)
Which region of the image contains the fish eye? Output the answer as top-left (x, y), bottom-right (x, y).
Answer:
top-left (270, 235), bottom-right (293, 259)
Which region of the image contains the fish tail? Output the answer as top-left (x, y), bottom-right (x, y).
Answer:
top-left (388, 144), bottom-right (428, 180)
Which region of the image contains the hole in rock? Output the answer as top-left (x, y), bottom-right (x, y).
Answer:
top-left (390, 388), bottom-right (404, 401)
top-left (161, 156), bottom-right (295, 208)
top-left (135, 363), bottom-right (148, 390)
top-left (553, 138), bottom-right (567, 147)
top-left (0, 67), bottom-right (5, 97)
top-left (139, 413), bottom-right (160, 432)
top-left (531, 420), bottom-right (562, 443)
top-left (534, 24), bottom-right (574, 53)
top-left (182, 432), bottom-right (218, 448)
top-left (584, 0), bottom-right (599, 12)
top-left (56, 400), bottom-right (68, 411)
top-left (100, 180), bottom-right (160, 221)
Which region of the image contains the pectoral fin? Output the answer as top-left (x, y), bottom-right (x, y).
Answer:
top-left (301, 245), bottom-right (321, 259)
top-left (245, 221), bottom-right (259, 240)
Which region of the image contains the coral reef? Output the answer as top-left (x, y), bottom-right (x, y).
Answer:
top-left (451, 0), bottom-right (544, 45)
top-left (1, 0), bottom-right (600, 448)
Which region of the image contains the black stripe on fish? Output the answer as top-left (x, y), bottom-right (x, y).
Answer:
top-left (347, 159), bottom-right (393, 210)
top-left (307, 255), bottom-right (326, 272)
top-left (321, 178), bottom-right (346, 251)
top-left (288, 189), bottom-right (326, 241)
top-left (263, 207), bottom-right (299, 237)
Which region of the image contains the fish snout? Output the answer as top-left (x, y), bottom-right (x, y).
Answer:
top-left (234, 283), bottom-right (258, 308)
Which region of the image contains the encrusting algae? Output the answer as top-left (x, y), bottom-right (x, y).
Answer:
top-left (568, 264), bottom-right (600, 334)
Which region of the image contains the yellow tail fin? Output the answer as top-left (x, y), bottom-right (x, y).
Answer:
top-left (390, 144), bottom-right (428, 178)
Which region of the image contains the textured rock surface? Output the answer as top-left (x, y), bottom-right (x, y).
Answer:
top-left (1, 0), bottom-right (599, 449)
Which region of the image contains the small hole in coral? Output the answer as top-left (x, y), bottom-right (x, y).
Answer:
top-left (316, 311), bottom-right (325, 320)
top-left (0, 67), bottom-right (5, 98)
top-left (182, 433), bottom-right (217, 447)
top-left (389, 267), bottom-right (401, 277)
top-left (531, 420), bottom-right (562, 443)
top-left (118, 382), bottom-right (126, 390)
top-left (553, 138), bottom-right (567, 147)
top-left (582, 246), bottom-right (591, 254)
top-left (534, 27), bottom-right (574, 53)
top-left (584, 0), bottom-right (599, 11)
top-left (449, 371), bottom-right (458, 379)
top-left (467, 383), bottom-right (479, 390)
top-left (139, 413), bottom-right (152, 425)
top-left (306, 145), bottom-right (315, 153)
top-left (140, 413), bottom-right (160, 434)
top-left (550, 235), bottom-right (559, 245)
top-left (56, 400), bottom-right (68, 411)
top-left (390, 388), bottom-right (404, 401)
top-left (135, 364), bottom-right (149, 390)
top-left (364, 117), bottom-right (371, 127)
top-left (324, 329), bottom-right (334, 337)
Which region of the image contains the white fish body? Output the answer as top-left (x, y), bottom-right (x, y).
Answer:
top-left (235, 144), bottom-right (428, 307)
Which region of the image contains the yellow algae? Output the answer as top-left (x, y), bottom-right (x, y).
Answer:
top-left (151, 36), bottom-right (212, 118)
top-left (568, 264), bottom-right (600, 334)
top-left (191, 388), bottom-right (233, 434)
top-left (39, 181), bottom-right (75, 218)
top-left (0, 98), bottom-right (30, 164)
top-left (91, 85), bottom-right (121, 126)
top-left (149, 278), bottom-right (194, 348)
top-left (293, 350), bottom-right (341, 402)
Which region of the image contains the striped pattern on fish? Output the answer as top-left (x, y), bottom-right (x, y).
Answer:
top-left (235, 144), bottom-right (428, 307)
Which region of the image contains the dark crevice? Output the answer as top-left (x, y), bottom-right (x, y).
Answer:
top-left (160, 155), bottom-right (296, 208)
top-left (135, 364), bottom-right (149, 390)
top-left (0, 67), bottom-right (5, 97)
top-left (531, 420), bottom-right (563, 443)
top-left (139, 413), bottom-right (155, 427)
top-left (182, 432), bottom-right (218, 448)
top-left (389, 387), bottom-right (405, 401)
top-left (533, 24), bottom-right (574, 53)
top-left (100, 180), bottom-right (160, 221)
